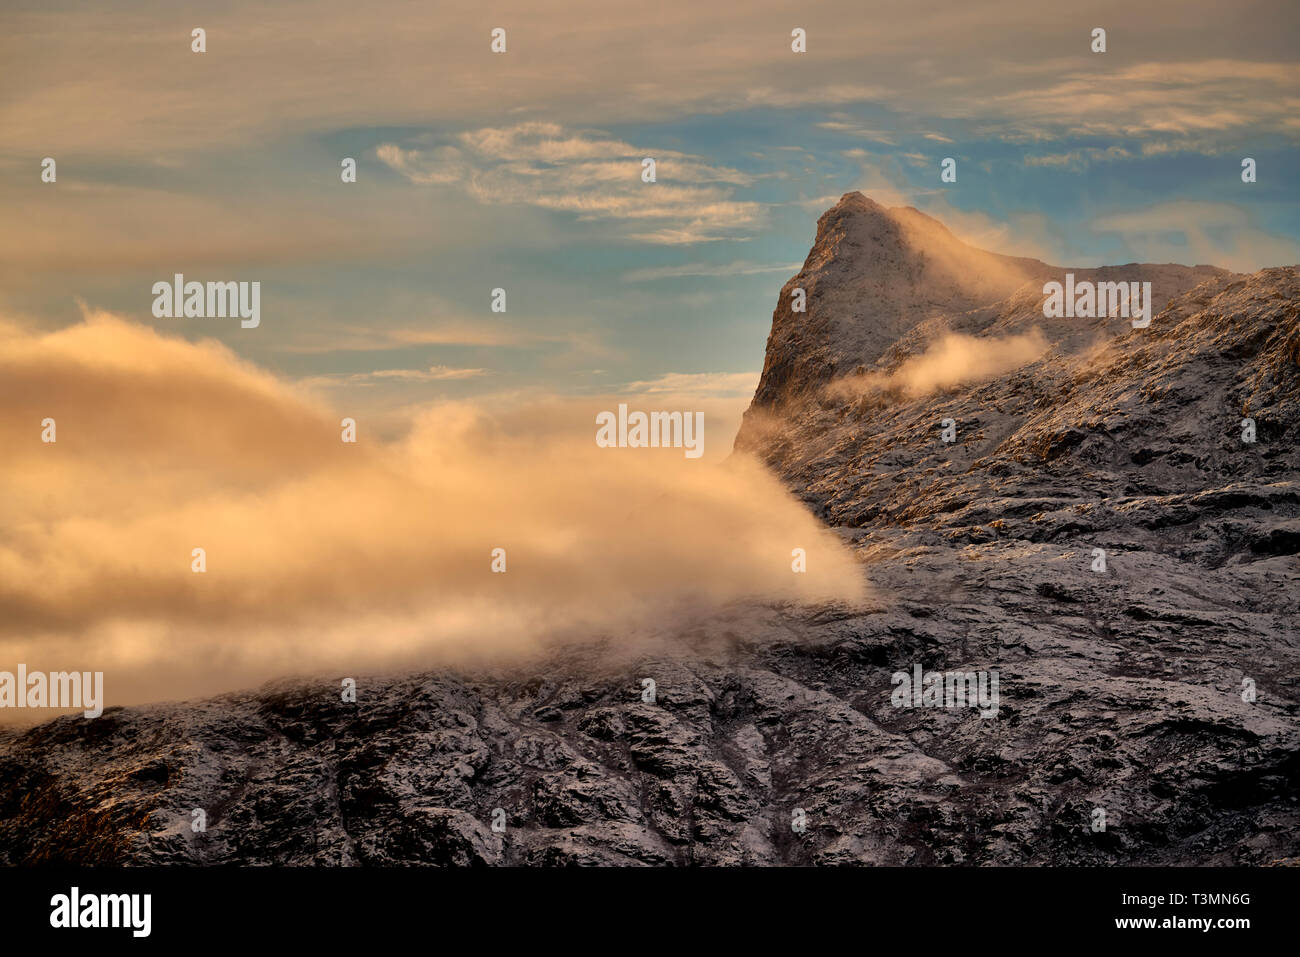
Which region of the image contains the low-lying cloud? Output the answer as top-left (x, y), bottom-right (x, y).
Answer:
top-left (0, 310), bottom-right (865, 717)
top-left (827, 329), bottom-right (1050, 400)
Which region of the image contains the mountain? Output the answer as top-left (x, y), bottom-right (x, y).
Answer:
top-left (1, 195), bottom-right (1297, 866)
top-left (741, 192), bottom-right (1227, 413)
top-left (735, 193), bottom-right (1297, 556)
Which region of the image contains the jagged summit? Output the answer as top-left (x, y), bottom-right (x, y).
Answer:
top-left (815, 191), bottom-right (1008, 261)
top-left (746, 193), bottom-right (1047, 410)
top-left (741, 194), bottom-right (1228, 417)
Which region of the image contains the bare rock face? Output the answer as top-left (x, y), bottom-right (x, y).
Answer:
top-left (747, 193), bottom-right (1055, 410)
top-left (742, 192), bottom-right (1230, 417)
top-left (1, 195), bottom-right (1297, 866)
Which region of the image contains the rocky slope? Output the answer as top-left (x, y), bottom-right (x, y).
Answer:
top-left (1, 193), bottom-right (1297, 866)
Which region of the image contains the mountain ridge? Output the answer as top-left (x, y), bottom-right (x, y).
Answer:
top-left (1, 195), bottom-right (1296, 866)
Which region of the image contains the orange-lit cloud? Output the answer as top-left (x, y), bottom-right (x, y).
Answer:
top-left (827, 329), bottom-right (1050, 400)
top-left (377, 123), bottom-right (764, 244)
top-left (4, 1), bottom-right (1294, 157)
top-left (0, 309), bottom-right (865, 716)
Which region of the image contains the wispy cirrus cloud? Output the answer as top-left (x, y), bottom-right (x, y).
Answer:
top-left (304, 365), bottom-right (489, 387)
top-left (1024, 145), bottom-right (1134, 170)
top-left (816, 114), bottom-right (898, 145)
top-left (273, 319), bottom-right (550, 354)
top-left (376, 122), bottom-right (764, 244)
top-left (373, 144), bottom-right (466, 185)
top-left (622, 260), bottom-right (801, 282)
top-left (977, 60), bottom-right (1300, 148)
top-left (622, 371), bottom-right (760, 399)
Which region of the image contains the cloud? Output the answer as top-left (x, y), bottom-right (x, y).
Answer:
top-left (840, 156), bottom-right (1296, 271)
top-left (827, 330), bottom-right (1050, 400)
top-left (924, 201), bottom-right (1064, 265)
top-left (1024, 146), bottom-right (1133, 171)
top-left (816, 115), bottom-right (898, 144)
top-left (621, 371), bottom-right (761, 398)
top-left (270, 317), bottom-right (583, 354)
top-left (793, 193), bottom-right (849, 211)
top-left (1091, 200), bottom-right (1300, 272)
top-left (622, 260), bottom-right (802, 282)
top-left (979, 60), bottom-right (1300, 146)
top-left (395, 365), bottom-right (486, 380)
top-left (840, 154), bottom-right (1068, 263)
top-left (303, 365), bottom-right (489, 387)
top-left (5, 1), bottom-right (1294, 161)
top-left (376, 122), bottom-right (763, 244)
top-left (0, 311), bottom-right (863, 714)
top-left (373, 144), bottom-right (466, 184)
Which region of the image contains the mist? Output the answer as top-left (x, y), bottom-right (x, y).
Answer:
top-left (0, 310), bottom-right (866, 718)
top-left (826, 329), bottom-right (1050, 400)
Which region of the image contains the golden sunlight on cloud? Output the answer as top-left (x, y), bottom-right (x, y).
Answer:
top-left (826, 330), bottom-right (1050, 400)
top-left (376, 122), bottom-right (763, 244)
top-left (4, 1), bottom-right (1292, 158)
top-left (0, 310), bottom-right (866, 715)
top-left (1091, 201), bottom-right (1300, 273)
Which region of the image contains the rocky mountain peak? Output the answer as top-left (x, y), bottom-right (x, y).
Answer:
top-left (747, 193), bottom-right (1060, 412)
top-left (808, 191), bottom-right (970, 271)
top-left (740, 196), bottom-right (1231, 431)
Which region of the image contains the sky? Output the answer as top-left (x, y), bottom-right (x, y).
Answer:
top-left (1, 0), bottom-right (1298, 710)
top-left (2, 0), bottom-right (1297, 424)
